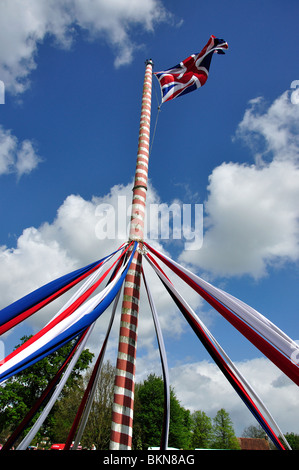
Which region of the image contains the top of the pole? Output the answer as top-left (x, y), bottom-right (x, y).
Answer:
top-left (145, 58), bottom-right (154, 67)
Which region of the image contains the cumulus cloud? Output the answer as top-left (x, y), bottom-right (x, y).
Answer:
top-left (1, 70), bottom-right (298, 435)
top-left (236, 92), bottom-right (299, 165)
top-left (0, 180), bottom-right (202, 355)
top-left (0, 0), bottom-right (171, 94)
top-left (0, 125), bottom-right (41, 177)
top-left (180, 90), bottom-right (299, 278)
top-left (169, 357), bottom-right (299, 436)
top-left (0, 186), bottom-right (131, 316)
top-left (2, 178), bottom-right (297, 437)
top-left (2, 182), bottom-right (297, 438)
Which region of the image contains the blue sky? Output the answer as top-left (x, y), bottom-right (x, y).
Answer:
top-left (0, 0), bottom-right (298, 438)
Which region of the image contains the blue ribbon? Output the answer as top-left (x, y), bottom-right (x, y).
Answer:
top-left (0, 243), bottom-right (137, 383)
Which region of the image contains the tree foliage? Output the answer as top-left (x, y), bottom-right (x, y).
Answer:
top-left (79, 360), bottom-right (116, 450)
top-left (242, 424), bottom-right (267, 439)
top-left (133, 374), bottom-right (191, 450)
top-left (0, 335), bottom-right (93, 445)
top-left (284, 432), bottom-right (299, 450)
top-left (211, 408), bottom-right (240, 450)
top-left (2, 336), bottom-right (297, 451)
top-left (190, 410), bottom-right (213, 449)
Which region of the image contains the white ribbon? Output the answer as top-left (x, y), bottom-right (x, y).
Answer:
top-left (145, 253), bottom-right (291, 450)
top-left (16, 325), bottom-right (95, 450)
top-left (143, 270), bottom-right (170, 450)
top-left (147, 246), bottom-right (299, 364)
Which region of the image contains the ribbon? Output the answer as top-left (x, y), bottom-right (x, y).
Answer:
top-left (65, 289), bottom-right (122, 450)
top-left (1, 329), bottom-right (90, 451)
top-left (144, 252), bottom-right (289, 450)
top-left (16, 325), bottom-right (96, 450)
top-left (144, 243), bottom-right (299, 388)
top-left (0, 246), bottom-right (125, 335)
top-left (143, 269), bottom-right (170, 450)
top-left (0, 243), bottom-right (137, 383)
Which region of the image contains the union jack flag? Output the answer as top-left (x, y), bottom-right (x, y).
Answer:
top-left (154, 35), bottom-right (228, 104)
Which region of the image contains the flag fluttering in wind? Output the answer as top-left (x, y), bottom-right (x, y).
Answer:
top-left (154, 35), bottom-right (228, 103)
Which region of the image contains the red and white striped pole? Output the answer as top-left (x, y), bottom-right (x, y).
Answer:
top-left (110, 59), bottom-right (153, 450)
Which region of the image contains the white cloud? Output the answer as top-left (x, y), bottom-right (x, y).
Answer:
top-left (0, 0), bottom-right (171, 94)
top-left (0, 181), bottom-right (202, 354)
top-left (0, 125), bottom-right (41, 177)
top-left (1, 86), bottom-right (298, 439)
top-left (169, 357), bottom-right (299, 436)
top-left (72, 0), bottom-right (170, 67)
top-left (3, 184), bottom-right (297, 440)
top-left (236, 92), bottom-right (299, 164)
top-left (0, 185), bottom-right (131, 315)
top-left (180, 90), bottom-right (299, 279)
top-left (0, 116), bottom-right (298, 441)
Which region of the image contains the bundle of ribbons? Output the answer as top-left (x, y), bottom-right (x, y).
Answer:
top-left (0, 241), bottom-right (298, 451)
top-left (0, 242), bottom-right (137, 450)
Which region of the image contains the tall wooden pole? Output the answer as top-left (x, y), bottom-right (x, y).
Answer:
top-left (110, 59), bottom-right (153, 450)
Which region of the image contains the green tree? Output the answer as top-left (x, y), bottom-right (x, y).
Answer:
top-left (242, 424), bottom-right (267, 439)
top-left (47, 376), bottom-right (86, 444)
top-left (211, 408), bottom-right (240, 450)
top-left (190, 410), bottom-right (213, 449)
top-left (169, 392), bottom-right (191, 449)
top-left (0, 335), bottom-right (93, 445)
top-left (80, 360), bottom-right (116, 450)
top-left (133, 374), bottom-right (191, 450)
top-left (284, 432), bottom-right (299, 450)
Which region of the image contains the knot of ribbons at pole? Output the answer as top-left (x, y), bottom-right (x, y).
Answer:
top-left (0, 241), bottom-right (298, 450)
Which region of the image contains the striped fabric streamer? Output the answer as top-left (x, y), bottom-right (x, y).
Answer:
top-left (144, 253), bottom-right (289, 450)
top-left (1, 329), bottom-right (90, 451)
top-left (0, 244), bottom-right (127, 336)
top-left (0, 250), bottom-right (122, 336)
top-left (152, 249), bottom-right (298, 363)
top-left (1, 244), bottom-right (131, 365)
top-left (65, 289), bottom-right (122, 450)
top-left (0, 246), bottom-right (126, 376)
top-left (144, 243), bottom-right (299, 387)
top-left (16, 324), bottom-right (96, 450)
top-left (19, 258), bottom-right (126, 450)
top-left (143, 269), bottom-right (170, 450)
top-left (0, 243), bottom-right (137, 384)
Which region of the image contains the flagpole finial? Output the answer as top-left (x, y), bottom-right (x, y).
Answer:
top-left (145, 58), bottom-right (154, 67)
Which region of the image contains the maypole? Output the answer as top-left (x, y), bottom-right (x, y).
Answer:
top-left (109, 59), bottom-right (153, 450)
top-left (0, 36), bottom-right (296, 452)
